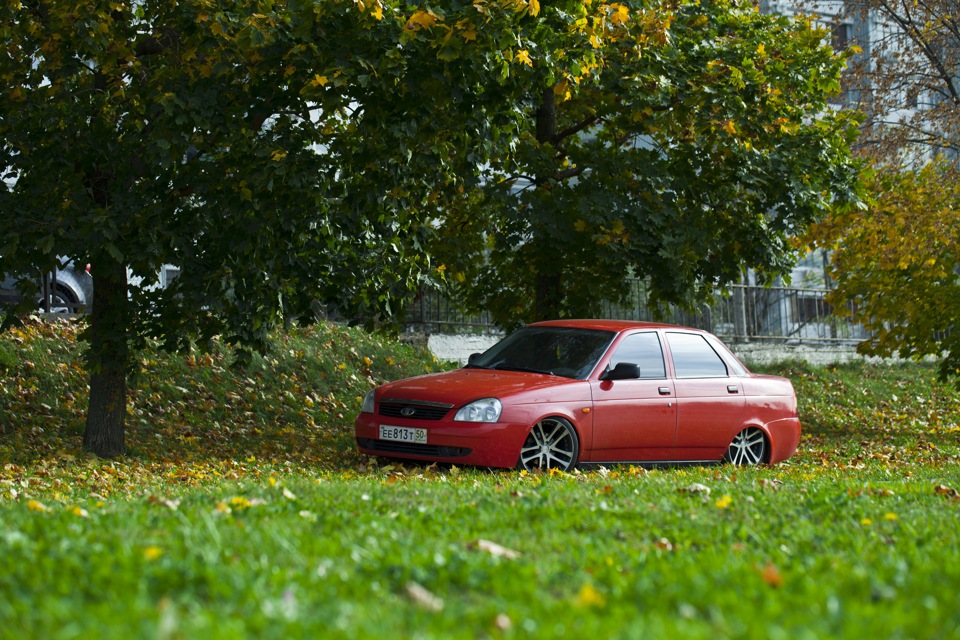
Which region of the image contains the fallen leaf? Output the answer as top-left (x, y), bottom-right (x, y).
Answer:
top-left (404, 582), bottom-right (444, 612)
top-left (760, 563), bottom-right (783, 588)
top-left (468, 539), bottom-right (522, 560)
top-left (654, 537), bottom-right (673, 551)
top-left (573, 583), bottom-right (606, 608)
top-left (935, 484), bottom-right (960, 500)
top-left (147, 495), bottom-right (181, 510)
top-left (27, 500), bottom-right (49, 512)
top-left (679, 483), bottom-right (711, 496)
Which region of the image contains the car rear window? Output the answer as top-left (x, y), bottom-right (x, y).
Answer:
top-left (666, 332), bottom-right (729, 378)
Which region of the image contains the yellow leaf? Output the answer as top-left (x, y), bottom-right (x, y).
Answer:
top-left (271, 150), bottom-right (287, 162)
top-left (529, 0), bottom-right (540, 15)
top-left (723, 120), bottom-right (737, 136)
top-left (229, 496), bottom-right (252, 509)
top-left (609, 3), bottom-right (629, 25)
top-left (406, 9), bottom-right (438, 31)
top-left (574, 583), bottom-right (606, 608)
top-left (756, 43), bottom-right (765, 56)
top-left (517, 49), bottom-right (533, 67)
top-left (27, 500), bottom-right (49, 512)
top-left (310, 74), bottom-right (329, 88)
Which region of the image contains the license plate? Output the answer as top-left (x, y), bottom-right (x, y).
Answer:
top-left (379, 425), bottom-right (427, 444)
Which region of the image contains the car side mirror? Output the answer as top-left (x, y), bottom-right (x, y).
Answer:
top-left (467, 353), bottom-right (482, 366)
top-left (600, 362), bottom-right (641, 381)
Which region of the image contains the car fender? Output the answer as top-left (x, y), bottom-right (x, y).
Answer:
top-left (501, 402), bottom-right (593, 454)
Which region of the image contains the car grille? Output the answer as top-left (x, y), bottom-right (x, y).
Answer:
top-left (378, 400), bottom-right (452, 421)
top-left (357, 438), bottom-right (471, 458)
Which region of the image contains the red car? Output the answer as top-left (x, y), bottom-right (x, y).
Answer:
top-left (355, 320), bottom-right (801, 470)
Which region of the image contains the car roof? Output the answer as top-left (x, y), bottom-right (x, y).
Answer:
top-left (528, 319), bottom-right (707, 333)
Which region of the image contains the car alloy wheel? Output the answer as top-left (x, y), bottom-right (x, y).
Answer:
top-left (724, 427), bottom-right (768, 465)
top-left (518, 417), bottom-right (579, 471)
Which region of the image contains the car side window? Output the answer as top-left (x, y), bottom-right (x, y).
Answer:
top-left (609, 332), bottom-right (666, 379)
top-left (666, 333), bottom-right (728, 378)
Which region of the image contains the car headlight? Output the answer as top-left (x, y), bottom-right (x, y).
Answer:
top-left (454, 398), bottom-right (502, 423)
top-left (360, 389), bottom-right (376, 414)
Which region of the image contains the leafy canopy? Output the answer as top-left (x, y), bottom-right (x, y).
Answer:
top-left (431, 0), bottom-right (863, 328)
top-left (0, 0), bottom-right (545, 455)
top-left (806, 161), bottom-right (960, 381)
top-left (800, 0), bottom-right (960, 380)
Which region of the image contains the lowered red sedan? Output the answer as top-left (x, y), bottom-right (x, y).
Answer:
top-left (355, 320), bottom-right (800, 470)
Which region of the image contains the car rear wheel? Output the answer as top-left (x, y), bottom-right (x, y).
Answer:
top-left (724, 427), bottom-right (768, 465)
top-left (518, 417), bottom-right (579, 471)
top-left (37, 285), bottom-right (81, 314)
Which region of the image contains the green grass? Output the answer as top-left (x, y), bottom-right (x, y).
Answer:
top-left (1, 320), bottom-right (960, 639)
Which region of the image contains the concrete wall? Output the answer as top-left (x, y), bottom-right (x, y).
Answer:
top-left (427, 334), bottom-right (501, 365)
top-left (426, 333), bottom-right (875, 368)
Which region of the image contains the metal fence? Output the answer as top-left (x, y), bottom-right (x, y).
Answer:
top-left (406, 282), bottom-right (872, 345)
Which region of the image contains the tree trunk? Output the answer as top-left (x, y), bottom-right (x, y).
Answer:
top-left (83, 257), bottom-right (129, 457)
top-left (532, 87), bottom-right (564, 321)
top-left (84, 370), bottom-right (127, 457)
top-left (533, 267), bottom-right (563, 322)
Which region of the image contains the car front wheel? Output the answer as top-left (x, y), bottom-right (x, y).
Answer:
top-left (518, 417), bottom-right (579, 472)
top-left (724, 427), bottom-right (768, 465)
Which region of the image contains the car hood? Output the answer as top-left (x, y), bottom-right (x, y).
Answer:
top-left (376, 368), bottom-right (581, 407)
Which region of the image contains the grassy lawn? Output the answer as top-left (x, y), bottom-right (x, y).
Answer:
top-left (1, 319), bottom-right (959, 638)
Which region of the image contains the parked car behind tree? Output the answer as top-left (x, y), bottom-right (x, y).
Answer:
top-left (0, 260), bottom-right (93, 314)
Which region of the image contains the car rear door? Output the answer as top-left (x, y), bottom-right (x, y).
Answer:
top-left (666, 332), bottom-right (746, 460)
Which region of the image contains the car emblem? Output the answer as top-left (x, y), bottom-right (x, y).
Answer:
top-left (400, 407), bottom-right (416, 417)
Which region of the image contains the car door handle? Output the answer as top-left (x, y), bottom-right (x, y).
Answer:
top-left (659, 387), bottom-right (671, 396)
top-left (727, 385), bottom-right (739, 394)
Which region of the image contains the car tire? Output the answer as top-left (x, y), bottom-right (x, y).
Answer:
top-left (518, 417), bottom-right (580, 472)
top-left (724, 427), bottom-right (768, 465)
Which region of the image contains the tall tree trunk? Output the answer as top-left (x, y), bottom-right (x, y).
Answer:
top-left (83, 257), bottom-right (129, 457)
top-left (532, 87), bottom-right (563, 321)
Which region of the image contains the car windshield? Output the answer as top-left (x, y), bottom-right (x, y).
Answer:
top-left (467, 326), bottom-right (616, 380)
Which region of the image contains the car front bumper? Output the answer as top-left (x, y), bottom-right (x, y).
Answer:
top-left (354, 413), bottom-right (530, 469)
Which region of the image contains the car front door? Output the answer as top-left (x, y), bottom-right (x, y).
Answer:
top-left (589, 332), bottom-right (677, 461)
top-left (666, 332), bottom-right (746, 460)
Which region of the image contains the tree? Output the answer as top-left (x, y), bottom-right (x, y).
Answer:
top-left (827, 0), bottom-right (960, 164)
top-left (0, 0), bottom-right (532, 456)
top-left (799, 0), bottom-right (960, 378)
top-left (807, 161), bottom-right (960, 379)
top-left (431, 0), bottom-right (863, 329)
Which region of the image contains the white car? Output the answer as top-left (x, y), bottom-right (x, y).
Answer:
top-left (0, 261), bottom-right (93, 313)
